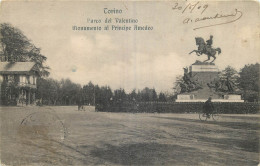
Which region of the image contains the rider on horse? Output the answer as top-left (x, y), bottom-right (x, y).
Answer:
top-left (206, 35), bottom-right (213, 47)
top-left (189, 35), bottom-right (221, 63)
top-left (206, 35), bottom-right (213, 53)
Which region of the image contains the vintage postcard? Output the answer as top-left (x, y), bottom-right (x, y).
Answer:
top-left (0, 0), bottom-right (259, 165)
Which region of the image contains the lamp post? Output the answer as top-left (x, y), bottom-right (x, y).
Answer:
top-left (93, 86), bottom-right (95, 106)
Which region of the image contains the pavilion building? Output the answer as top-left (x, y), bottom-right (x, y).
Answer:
top-left (0, 62), bottom-right (38, 105)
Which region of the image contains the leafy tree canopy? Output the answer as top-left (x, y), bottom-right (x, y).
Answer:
top-left (219, 66), bottom-right (239, 83)
top-left (0, 23), bottom-right (49, 77)
top-left (239, 63), bottom-right (259, 92)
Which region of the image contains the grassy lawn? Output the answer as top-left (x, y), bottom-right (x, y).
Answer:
top-left (0, 106), bottom-right (259, 166)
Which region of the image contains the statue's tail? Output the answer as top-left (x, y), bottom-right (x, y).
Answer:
top-left (216, 48), bottom-right (221, 54)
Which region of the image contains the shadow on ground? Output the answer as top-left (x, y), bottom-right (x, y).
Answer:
top-left (90, 143), bottom-right (205, 165)
top-left (153, 116), bottom-right (260, 130)
top-left (89, 142), bottom-right (258, 165)
top-left (151, 116), bottom-right (259, 154)
top-left (197, 135), bottom-right (259, 153)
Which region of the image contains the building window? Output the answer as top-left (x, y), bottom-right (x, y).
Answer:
top-left (33, 76), bottom-right (36, 85)
top-left (8, 75), bottom-right (14, 82)
top-left (20, 75), bottom-right (26, 83)
top-left (14, 75), bottom-right (19, 83)
top-left (30, 76), bottom-right (33, 84)
top-left (3, 75), bottom-right (8, 82)
top-left (26, 76), bottom-right (29, 84)
top-left (20, 76), bottom-right (23, 83)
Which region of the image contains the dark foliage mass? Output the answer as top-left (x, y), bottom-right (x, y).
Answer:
top-left (0, 23), bottom-right (49, 77)
top-left (98, 102), bottom-right (259, 114)
top-left (238, 63), bottom-right (260, 102)
top-left (36, 78), bottom-right (165, 106)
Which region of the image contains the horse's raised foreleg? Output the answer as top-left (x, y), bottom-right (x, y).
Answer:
top-left (189, 50), bottom-right (196, 54)
top-left (196, 52), bottom-right (201, 56)
top-left (189, 50), bottom-right (202, 56)
top-left (211, 56), bottom-right (216, 63)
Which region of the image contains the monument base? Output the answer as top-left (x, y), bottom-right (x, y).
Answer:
top-left (176, 61), bottom-right (244, 102)
top-left (176, 94), bottom-right (244, 102)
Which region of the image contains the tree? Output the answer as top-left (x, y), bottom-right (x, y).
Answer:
top-left (100, 86), bottom-right (113, 106)
top-left (139, 87), bottom-right (158, 102)
top-left (136, 90), bottom-right (142, 102)
top-left (173, 75), bottom-right (185, 94)
top-left (219, 66), bottom-right (239, 83)
top-left (164, 91), bottom-right (175, 102)
top-left (1, 76), bottom-right (19, 105)
top-left (0, 23), bottom-right (49, 77)
top-left (158, 92), bottom-right (167, 102)
top-left (129, 89), bottom-right (137, 101)
top-left (140, 87), bottom-right (150, 102)
top-left (114, 88), bottom-right (127, 102)
top-left (151, 89), bottom-right (158, 101)
top-left (217, 66), bottom-right (240, 93)
top-left (60, 78), bottom-right (81, 105)
top-left (238, 63), bottom-right (260, 101)
top-left (0, 23), bottom-right (30, 62)
top-left (36, 78), bottom-right (60, 105)
top-left (82, 82), bottom-right (95, 105)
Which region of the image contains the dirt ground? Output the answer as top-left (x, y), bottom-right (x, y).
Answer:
top-left (0, 106), bottom-right (259, 166)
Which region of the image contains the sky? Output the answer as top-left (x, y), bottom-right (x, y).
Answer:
top-left (0, 1), bottom-right (259, 93)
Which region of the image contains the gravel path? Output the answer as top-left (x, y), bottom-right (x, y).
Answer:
top-left (0, 106), bottom-right (259, 166)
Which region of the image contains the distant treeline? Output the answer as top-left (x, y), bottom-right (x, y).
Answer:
top-left (36, 79), bottom-right (171, 106)
top-left (36, 63), bottom-right (260, 106)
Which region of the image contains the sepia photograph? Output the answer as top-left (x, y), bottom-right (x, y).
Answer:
top-left (0, 0), bottom-right (259, 165)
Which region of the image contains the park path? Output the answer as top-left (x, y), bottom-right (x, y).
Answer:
top-left (0, 106), bottom-right (259, 166)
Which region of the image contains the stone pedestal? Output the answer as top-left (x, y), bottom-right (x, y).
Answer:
top-left (189, 62), bottom-right (219, 86)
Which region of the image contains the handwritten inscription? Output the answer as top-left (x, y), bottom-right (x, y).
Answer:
top-left (172, 1), bottom-right (243, 30)
top-left (172, 2), bottom-right (208, 14)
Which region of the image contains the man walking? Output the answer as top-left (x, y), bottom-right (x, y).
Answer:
top-left (77, 97), bottom-right (83, 111)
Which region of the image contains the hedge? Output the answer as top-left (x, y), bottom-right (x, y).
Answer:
top-left (97, 102), bottom-right (259, 114)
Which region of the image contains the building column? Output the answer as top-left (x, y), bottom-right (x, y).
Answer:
top-left (24, 89), bottom-right (27, 105)
top-left (17, 89), bottom-right (21, 106)
top-left (32, 91), bottom-right (35, 105)
top-left (22, 89), bottom-right (27, 105)
top-left (28, 89), bottom-right (31, 105)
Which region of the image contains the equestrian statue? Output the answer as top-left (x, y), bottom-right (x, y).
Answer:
top-left (189, 35), bottom-right (221, 63)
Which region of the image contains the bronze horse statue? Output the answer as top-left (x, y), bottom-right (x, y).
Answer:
top-left (189, 37), bottom-right (221, 63)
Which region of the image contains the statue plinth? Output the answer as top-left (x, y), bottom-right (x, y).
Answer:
top-left (176, 61), bottom-right (243, 102)
top-left (189, 62), bottom-right (219, 87)
top-left (190, 65), bottom-right (219, 72)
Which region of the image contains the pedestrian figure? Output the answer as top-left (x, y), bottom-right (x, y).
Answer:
top-left (203, 97), bottom-right (214, 118)
top-left (77, 98), bottom-right (83, 111)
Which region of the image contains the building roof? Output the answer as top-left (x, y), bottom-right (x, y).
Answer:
top-left (0, 62), bottom-right (37, 75)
